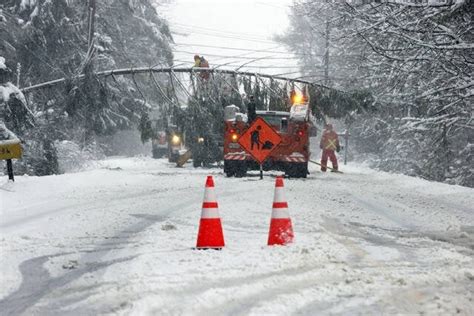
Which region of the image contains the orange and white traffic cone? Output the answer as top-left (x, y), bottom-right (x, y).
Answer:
top-left (267, 176), bottom-right (294, 246)
top-left (196, 175), bottom-right (225, 249)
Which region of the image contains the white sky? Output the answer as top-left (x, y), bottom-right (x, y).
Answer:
top-left (156, 0), bottom-right (299, 77)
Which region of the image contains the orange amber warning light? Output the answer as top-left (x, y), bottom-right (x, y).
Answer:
top-left (292, 93), bottom-right (304, 104)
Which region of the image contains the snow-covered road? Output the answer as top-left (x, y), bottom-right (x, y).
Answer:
top-left (1, 157), bottom-right (473, 315)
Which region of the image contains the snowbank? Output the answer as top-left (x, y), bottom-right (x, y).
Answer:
top-left (0, 122), bottom-right (20, 145)
top-left (0, 82), bottom-right (27, 105)
top-left (55, 140), bottom-right (104, 173)
top-left (20, 0), bottom-right (37, 11)
top-left (0, 56), bottom-right (6, 70)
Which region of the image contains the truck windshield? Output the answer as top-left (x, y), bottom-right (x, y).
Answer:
top-left (258, 114), bottom-right (289, 128)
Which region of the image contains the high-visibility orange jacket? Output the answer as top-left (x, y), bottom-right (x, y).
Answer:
top-left (199, 58), bottom-right (210, 80)
top-left (200, 59), bottom-right (209, 68)
top-left (320, 130), bottom-right (340, 151)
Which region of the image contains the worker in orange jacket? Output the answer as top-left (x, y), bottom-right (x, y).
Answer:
top-left (193, 55), bottom-right (210, 80)
top-left (320, 123), bottom-right (340, 172)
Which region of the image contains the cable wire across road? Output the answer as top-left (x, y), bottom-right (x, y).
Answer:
top-left (20, 67), bottom-right (331, 93)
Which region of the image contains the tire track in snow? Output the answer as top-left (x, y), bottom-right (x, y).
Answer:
top-left (346, 193), bottom-right (418, 230)
top-left (135, 173), bottom-right (461, 314)
top-left (321, 216), bottom-right (420, 263)
top-left (0, 186), bottom-right (202, 315)
top-left (0, 253), bottom-right (137, 315)
top-left (0, 187), bottom-right (175, 230)
top-left (197, 271), bottom-right (344, 316)
top-left (307, 214), bottom-right (474, 315)
top-left (297, 217), bottom-right (420, 314)
top-left (139, 264), bottom-right (346, 315)
top-left (3, 184), bottom-right (258, 315)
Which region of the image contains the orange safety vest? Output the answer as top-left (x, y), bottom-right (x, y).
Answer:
top-left (320, 130), bottom-right (339, 150)
top-left (199, 59), bottom-right (210, 79)
top-left (200, 59), bottom-right (209, 68)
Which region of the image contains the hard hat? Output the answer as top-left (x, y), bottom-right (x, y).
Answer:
top-left (194, 55), bottom-right (200, 60)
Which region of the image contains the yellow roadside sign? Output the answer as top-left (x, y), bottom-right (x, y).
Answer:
top-left (0, 142), bottom-right (22, 160)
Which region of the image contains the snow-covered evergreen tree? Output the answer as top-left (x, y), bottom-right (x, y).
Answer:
top-left (279, 0), bottom-right (473, 187)
top-left (0, 0), bottom-right (174, 175)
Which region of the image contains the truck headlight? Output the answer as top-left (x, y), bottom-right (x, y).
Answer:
top-left (198, 137), bottom-right (204, 143)
top-left (171, 135), bottom-right (180, 145)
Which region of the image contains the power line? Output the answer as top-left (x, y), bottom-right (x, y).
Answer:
top-left (173, 50), bottom-right (302, 60)
top-left (273, 71), bottom-right (302, 76)
top-left (172, 30), bottom-right (275, 44)
top-left (206, 44), bottom-right (290, 68)
top-left (173, 42), bottom-right (322, 57)
top-left (171, 26), bottom-right (276, 44)
top-left (255, 1), bottom-right (290, 10)
top-left (172, 60), bottom-right (298, 70)
top-left (170, 22), bottom-right (271, 41)
top-left (225, 65), bottom-right (299, 69)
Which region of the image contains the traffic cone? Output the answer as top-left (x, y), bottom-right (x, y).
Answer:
top-left (196, 176), bottom-right (225, 249)
top-left (267, 176), bottom-right (294, 246)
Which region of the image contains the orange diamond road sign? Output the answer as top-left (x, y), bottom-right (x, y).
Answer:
top-left (238, 117), bottom-right (282, 164)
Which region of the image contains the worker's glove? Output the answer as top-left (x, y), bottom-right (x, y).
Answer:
top-left (336, 145), bottom-right (341, 153)
top-left (319, 144), bottom-right (323, 149)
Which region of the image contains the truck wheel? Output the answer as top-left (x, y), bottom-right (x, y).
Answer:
top-left (234, 161), bottom-right (247, 178)
top-left (286, 163), bottom-right (307, 178)
top-left (153, 148), bottom-right (166, 159)
top-left (224, 160), bottom-right (235, 177)
top-left (284, 164), bottom-right (294, 178)
top-left (169, 153), bottom-right (178, 163)
top-left (296, 163), bottom-right (308, 178)
top-left (193, 158), bottom-right (202, 168)
top-left (299, 163), bottom-right (308, 178)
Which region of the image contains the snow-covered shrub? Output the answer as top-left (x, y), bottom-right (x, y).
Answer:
top-left (55, 140), bottom-right (104, 173)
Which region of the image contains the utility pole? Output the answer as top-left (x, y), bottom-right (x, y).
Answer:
top-left (87, 0), bottom-right (96, 52)
top-left (86, 0), bottom-right (96, 67)
top-left (323, 19), bottom-right (330, 86)
top-left (83, 0), bottom-right (97, 145)
top-left (343, 130), bottom-right (350, 165)
top-left (16, 63), bottom-right (21, 87)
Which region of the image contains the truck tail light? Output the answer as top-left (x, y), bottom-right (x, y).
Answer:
top-left (228, 128), bottom-right (239, 142)
top-left (297, 130), bottom-right (304, 137)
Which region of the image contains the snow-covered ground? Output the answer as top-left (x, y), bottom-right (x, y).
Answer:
top-left (1, 156), bottom-right (473, 315)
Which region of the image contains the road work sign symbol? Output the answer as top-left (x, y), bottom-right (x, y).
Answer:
top-left (239, 117), bottom-right (282, 164)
